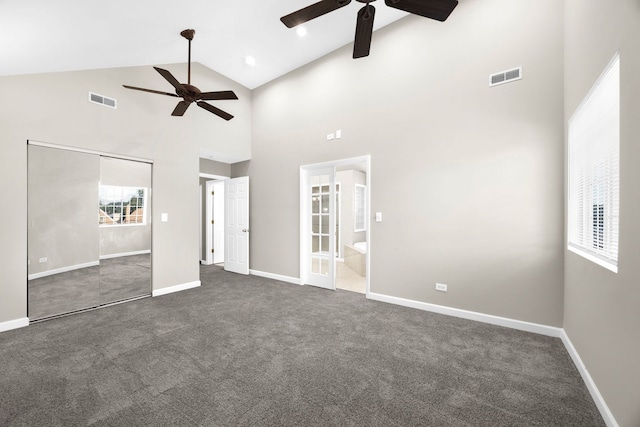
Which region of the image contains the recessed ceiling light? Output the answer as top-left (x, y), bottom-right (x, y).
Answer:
top-left (245, 56), bottom-right (256, 66)
top-left (296, 26), bottom-right (307, 37)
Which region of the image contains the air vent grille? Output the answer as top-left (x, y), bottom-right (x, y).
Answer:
top-left (489, 66), bottom-right (522, 87)
top-left (89, 92), bottom-right (117, 109)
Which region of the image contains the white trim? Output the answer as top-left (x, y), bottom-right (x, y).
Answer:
top-left (300, 167), bottom-right (308, 285)
top-left (152, 280), bottom-right (201, 297)
top-left (0, 317), bottom-right (29, 333)
top-left (300, 155), bottom-right (371, 170)
top-left (366, 292), bottom-right (562, 337)
top-left (250, 269), bottom-right (301, 285)
top-left (567, 245), bottom-right (618, 273)
top-left (364, 156), bottom-right (371, 296)
top-left (199, 148), bottom-right (250, 164)
top-left (200, 183), bottom-right (203, 263)
top-left (200, 259), bottom-right (213, 265)
top-left (100, 249), bottom-right (150, 260)
top-left (28, 140), bottom-right (153, 164)
top-left (199, 173), bottom-right (229, 180)
top-left (99, 222), bottom-right (147, 228)
top-left (560, 331), bottom-right (619, 427)
top-left (206, 180), bottom-right (214, 265)
top-left (28, 261), bottom-right (100, 281)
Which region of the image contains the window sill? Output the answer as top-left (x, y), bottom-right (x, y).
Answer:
top-left (567, 245), bottom-right (618, 273)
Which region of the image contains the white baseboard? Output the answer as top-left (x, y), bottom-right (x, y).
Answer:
top-left (200, 259), bottom-right (213, 265)
top-left (28, 261), bottom-right (100, 281)
top-left (152, 280), bottom-right (201, 297)
top-left (0, 317), bottom-right (29, 333)
top-left (560, 331), bottom-right (618, 427)
top-left (100, 250), bottom-right (150, 260)
top-left (250, 269), bottom-right (301, 285)
top-left (366, 292), bottom-right (563, 337)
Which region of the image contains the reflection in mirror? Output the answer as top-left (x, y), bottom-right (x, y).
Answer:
top-left (99, 157), bottom-right (151, 304)
top-left (27, 145), bottom-right (153, 321)
top-left (28, 146), bottom-right (101, 320)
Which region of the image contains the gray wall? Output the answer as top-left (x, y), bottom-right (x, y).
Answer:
top-left (234, 0), bottom-right (565, 326)
top-left (0, 62), bottom-right (251, 323)
top-left (27, 146), bottom-right (100, 275)
top-left (200, 158), bottom-right (231, 177)
top-left (564, 0), bottom-right (640, 425)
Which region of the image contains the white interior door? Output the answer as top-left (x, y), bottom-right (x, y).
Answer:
top-left (212, 181), bottom-right (225, 264)
top-left (224, 177), bottom-right (249, 275)
top-left (301, 167), bottom-right (336, 290)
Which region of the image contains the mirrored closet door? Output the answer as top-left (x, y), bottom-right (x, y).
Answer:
top-left (28, 144), bottom-right (152, 321)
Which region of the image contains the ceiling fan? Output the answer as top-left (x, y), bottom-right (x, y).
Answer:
top-left (280, 0), bottom-right (458, 59)
top-left (123, 29), bottom-right (238, 120)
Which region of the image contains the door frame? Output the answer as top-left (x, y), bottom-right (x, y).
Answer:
top-left (200, 173), bottom-right (228, 265)
top-left (300, 155), bottom-right (371, 295)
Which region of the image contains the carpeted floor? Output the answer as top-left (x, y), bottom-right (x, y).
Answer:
top-left (0, 264), bottom-right (605, 426)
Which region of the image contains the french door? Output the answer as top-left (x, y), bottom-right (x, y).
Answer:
top-left (301, 167), bottom-right (336, 290)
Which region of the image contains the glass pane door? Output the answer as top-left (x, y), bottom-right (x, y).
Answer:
top-left (304, 167), bottom-right (336, 289)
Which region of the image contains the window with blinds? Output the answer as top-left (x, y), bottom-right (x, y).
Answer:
top-left (568, 53), bottom-right (620, 273)
top-left (354, 184), bottom-right (366, 232)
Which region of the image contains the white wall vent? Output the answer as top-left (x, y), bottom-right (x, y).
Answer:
top-left (489, 66), bottom-right (522, 87)
top-left (88, 92), bottom-right (117, 109)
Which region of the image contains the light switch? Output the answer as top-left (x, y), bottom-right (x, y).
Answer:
top-left (375, 212), bottom-right (382, 222)
top-left (161, 213), bottom-right (168, 222)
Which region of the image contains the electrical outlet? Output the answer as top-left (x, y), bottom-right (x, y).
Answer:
top-left (435, 283), bottom-right (447, 292)
top-left (39, 257), bottom-right (47, 263)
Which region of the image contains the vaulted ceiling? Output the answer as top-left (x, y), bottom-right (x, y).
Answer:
top-left (0, 0), bottom-right (410, 89)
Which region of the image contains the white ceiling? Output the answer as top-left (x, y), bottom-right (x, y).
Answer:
top-left (0, 0), bottom-right (408, 89)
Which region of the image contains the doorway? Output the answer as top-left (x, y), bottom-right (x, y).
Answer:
top-left (300, 156), bottom-right (370, 295)
top-left (199, 174), bottom-right (250, 275)
top-left (199, 174), bottom-right (227, 266)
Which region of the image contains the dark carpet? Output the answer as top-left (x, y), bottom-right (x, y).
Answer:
top-left (0, 264), bottom-right (605, 426)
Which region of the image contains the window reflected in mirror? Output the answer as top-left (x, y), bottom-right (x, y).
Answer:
top-left (99, 185), bottom-right (147, 226)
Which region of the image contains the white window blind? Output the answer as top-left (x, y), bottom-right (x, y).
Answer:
top-left (354, 184), bottom-right (366, 232)
top-left (568, 53), bottom-right (620, 273)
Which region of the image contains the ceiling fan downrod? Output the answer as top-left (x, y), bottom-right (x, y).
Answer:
top-left (180, 29), bottom-right (195, 85)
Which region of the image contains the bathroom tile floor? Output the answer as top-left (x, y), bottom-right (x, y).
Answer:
top-left (336, 260), bottom-right (366, 294)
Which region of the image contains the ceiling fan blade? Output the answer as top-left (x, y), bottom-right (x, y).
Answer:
top-left (353, 4), bottom-right (376, 59)
top-left (281, 0), bottom-right (352, 28)
top-left (384, 0), bottom-right (458, 21)
top-left (122, 85), bottom-right (180, 97)
top-left (197, 102), bottom-right (234, 121)
top-left (172, 101), bottom-right (191, 116)
top-left (198, 90), bottom-right (239, 101)
top-left (154, 66), bottom-right (185, 94)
